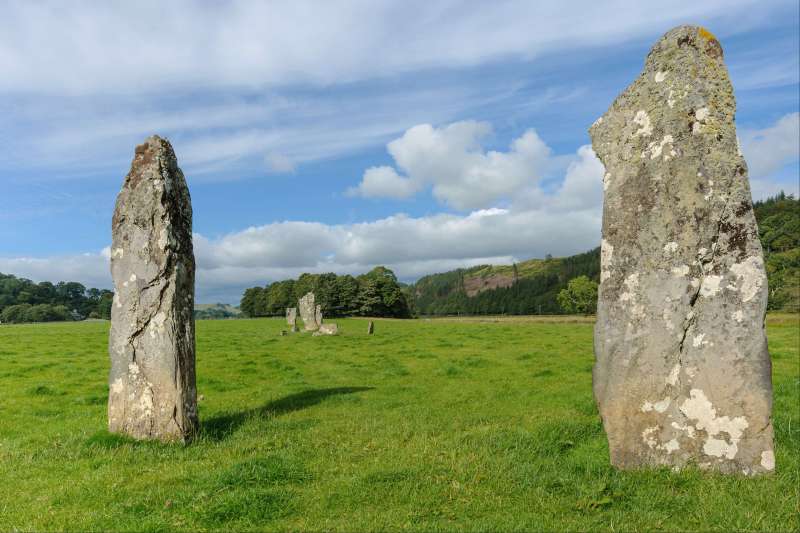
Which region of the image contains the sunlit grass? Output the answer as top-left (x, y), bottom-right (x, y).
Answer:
top-left (0, 316), bottom-right (797, 531)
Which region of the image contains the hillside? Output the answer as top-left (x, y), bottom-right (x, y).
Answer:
top-left (194, 303), bottom-right (242, 320)
top-left (411, 193), bottom-right (799, 316)
top-left (412, 248), bottom-right (600, 316)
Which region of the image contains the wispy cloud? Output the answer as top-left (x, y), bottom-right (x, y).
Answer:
top-left (0, 0), bottom-right (784, 95)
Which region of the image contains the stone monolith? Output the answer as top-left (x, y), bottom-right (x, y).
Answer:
top-left (108, 135), bottom-right (198, 442)
top-left (590, 25), bottom-right (774, 475)
top-left (315, 305), bottom-right (323, 326)
top-left (313, 323), bottom-right (339, 336)
top-left (367, 321), bottom-right (374, 335)
top-left (299, 292), bottom-right (319, 331)
top-left (286, 307), bottom-right (297, 327)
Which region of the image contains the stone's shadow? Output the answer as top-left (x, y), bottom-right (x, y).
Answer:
top-left (201, 386), bottom-right (374, 442)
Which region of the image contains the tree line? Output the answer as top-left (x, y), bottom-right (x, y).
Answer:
top-left (0, 273), bottom-right (113, 324)
top-left (240, 266), bottom-right (412, 318)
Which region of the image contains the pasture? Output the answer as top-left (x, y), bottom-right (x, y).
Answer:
top-left (0, 316), bottom-right (797, 531)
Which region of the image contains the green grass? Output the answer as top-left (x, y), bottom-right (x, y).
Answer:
top-left (0, 316), bottom-right (797, 531)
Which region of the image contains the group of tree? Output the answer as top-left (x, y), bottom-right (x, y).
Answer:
top-left (755, 192), bottom-right (799, 312)
top-left (0, 273), bottom-right (113, 324)
top-left (239, 266), bottom-right (412, 319)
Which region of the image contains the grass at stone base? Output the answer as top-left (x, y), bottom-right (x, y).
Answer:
top-left (0, 315), bottom-right (796, 532)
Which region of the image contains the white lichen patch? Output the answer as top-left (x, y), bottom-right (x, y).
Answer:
top-left (699, 275), bottom-right (723, 297)
top-left (655, 71), bottom-right (667, 83)
top-left (680, 389), bottom-right (749, 460)
top-left (633, 110), bottom-right (653, 136)
top-left (695, 107), bottom-right (710, 121)
top-left (110, 378), bottom-right (125, 395)
top-left (667, 89), bottom-right (676, 108)
top-left (112, 248), bottom-right (125, 258)
top-left (732, 309), bottom-right (744, 323)
top-left (663, 241), bottom-right (678, 253)
top-left (671, 421), bottom-right (696, 438)
top-left (149, 311), bottom-right (168, 339)
top-left (601, 239), bottom-right (614, 282)
top-left (760, 450), bottom-right (775, 470)
top-left (603, 172), bottom-right (612, 191)
top-left (663, 439), bottom-right (680, 453)
top-left (128, 362), bottom-right (140, 377)
top-left (642, 396), bottom-right (671, 413)
top-left (592, 116), bottom-right (604, 128)
top-left (663, 308), bottom-right (675, 331)
top-left (642, 426), bottom-right (659, 449)
top-left (643, 134), bottom-right (676, 160)
top-left (619, 272), bottom-right (639, 302)
top-left (667, 364), bottom-right (680, 386)
top-left (692, 333), bottom-right (707, 348)
top-left (129, 274), bottom-right (137, 283)
top-left (671, 265), bottom-right (690, 277)
top-left (729, 256), bottom-right (765, 302)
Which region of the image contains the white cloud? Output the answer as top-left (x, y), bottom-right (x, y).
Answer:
top-left (348, 166), bottom-right (419, 199)
top-left (351, 121), bottom-right (554, 209)
top-left (740, 112), bottom-right (800, 178)
top-left (0, 0), bottom-right (780, 95)
top-left (264, 153), bottom-right (296, 174)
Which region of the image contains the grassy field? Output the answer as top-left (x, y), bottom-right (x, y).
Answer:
top-left (0, 316), bottom-right (797, 531)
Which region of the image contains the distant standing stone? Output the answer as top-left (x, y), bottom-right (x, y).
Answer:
top-left (367, 321), bottom-right (374, 335)
top-left (298, 292), bottom-right (319, 331)
top-left (313, 323), bottom-right (339, 336)
top-left (286, 307), bottom-right (297, 328)
top-left (315, 305), bottom-right (323, 326)
top-left (108, 135), bottom-right (198, 442)
top-left (590, 26), bottom-right (773, 474)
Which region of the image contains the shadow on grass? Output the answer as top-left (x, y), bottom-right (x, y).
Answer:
top-left (201, 386), bottom-right (374, 442)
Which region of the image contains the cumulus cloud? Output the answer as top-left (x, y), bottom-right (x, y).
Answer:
top-left (350, 121), bottom-right (555, 209)
top-left (348, 166), bottom-right (419, 199)
top-left (740, 112), bottom-right (800, 178)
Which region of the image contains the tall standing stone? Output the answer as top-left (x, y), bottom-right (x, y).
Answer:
top-left (108, 135), bottom-right (198, 442)
top-left (298, 292), bottom-right (319, 331)
top-left (315, 305), bottom-right (323, 327)
top-left (286, 307), bottom-right (297, 327)
top-left (590, 26), bottom-right (774, 474)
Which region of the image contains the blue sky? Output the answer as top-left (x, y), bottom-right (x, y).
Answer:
top-left (1, 1), bottom-right (798, 303)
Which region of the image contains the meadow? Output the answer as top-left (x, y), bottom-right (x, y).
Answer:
top-left (0, 316), bottom-right (797, 532)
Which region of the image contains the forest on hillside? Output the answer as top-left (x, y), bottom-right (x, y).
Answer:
top-left (412, 193), bottom-right (799, 316)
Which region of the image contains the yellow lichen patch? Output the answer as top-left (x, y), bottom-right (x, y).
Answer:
top-left (698, 27), bottom-right (717, 42)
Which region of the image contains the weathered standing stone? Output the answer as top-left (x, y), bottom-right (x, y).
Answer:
top-left (313, 323), bottom-right (339, 336)
top-left (590, 26), bottom-right (773, 474)
top-left (108, 135), bottom-right (198, 442)
top-left (367, 321), bottom-right (374, 335)
top-left (286, 307), bottom-right (297, 327)
top-left (298, 292), bottom-right (319, 331)
top-left (315, 305), bottom-right (323, 326)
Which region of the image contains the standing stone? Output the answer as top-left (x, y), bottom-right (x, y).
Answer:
top-left (315, 305), bottom-right (323, 326)
top-left (286, 307), bottom-right (297, 328)
top-left (108, 135), bottom-right (198, 442)
top-left (590, 26), bottom-right (773, 474)
top-left (313, 323), bottom-right (339, 336)
top-left (367, 321), bottom-right (374, 335)
top-left (298, 292), bottom-right (319, 331)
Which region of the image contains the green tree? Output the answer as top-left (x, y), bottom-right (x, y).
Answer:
top-left (557, 275), bottom-right (598, 315)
